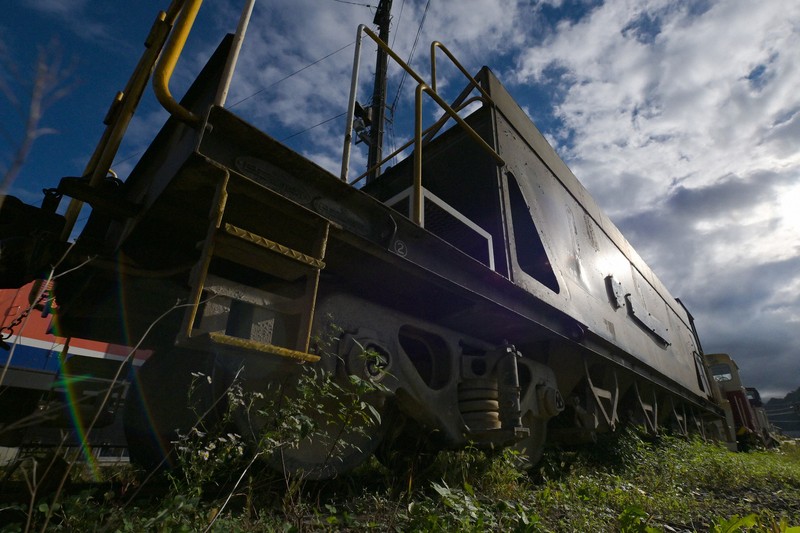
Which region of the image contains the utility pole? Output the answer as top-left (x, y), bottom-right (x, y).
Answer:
top-left (366, 0), bottom-right (392, 183)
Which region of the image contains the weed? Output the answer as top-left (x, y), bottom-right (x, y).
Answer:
top-left (4, 340), bottom-right (800, 532)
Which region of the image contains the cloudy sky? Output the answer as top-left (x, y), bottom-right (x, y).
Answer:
top-left (2, 0), bottom-right (798, 399)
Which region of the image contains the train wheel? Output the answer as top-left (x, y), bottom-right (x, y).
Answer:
top-left (214, 353), bottom-right (390, 480)
top-left (123, 348), bottom-right (218, 473)
top-left (374, 407), bottom-right (436, 476)
top-left (267, 382), bottom-right (389, 479)
top-left (513, 414), bottom-right (547, 470)
top-left (0, 387), bottom-right (41, 447)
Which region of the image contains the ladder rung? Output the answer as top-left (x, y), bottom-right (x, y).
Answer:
top-left (207, 332), bottom-right (320, 363)
top-left (220, 223), bottom-right (325, 269)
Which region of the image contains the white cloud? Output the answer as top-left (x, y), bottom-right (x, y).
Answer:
top-left (23, 0), bottom-right (87, 15)
top-left (509, 0), bottom-right (800, 396)
top-left (514, 0), bottom-right (800, 209)
top-left (22, 0), bottom-right (110, 42)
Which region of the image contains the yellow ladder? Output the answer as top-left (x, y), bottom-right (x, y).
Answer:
top-left (177, 166), bottom-right (328, 363)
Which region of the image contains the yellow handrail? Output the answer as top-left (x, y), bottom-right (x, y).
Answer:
top-left (362, 27), bottom-right (427, 88)
top-left (342, 27), bottom-right (505, 229)
top-left (430, 41), bottom-right (492, 103)
top-left (423, 41), bottom-right (495, 144)
top-left (343, 28), bottom-right (503, 180)
top-left (341, 26), bottom-right (431, 182)
top-left (413, 84), bottom-right (505, 225)
top-left (152, 0), bottom-right (204, 126)
top-left (350, 96), bottom-right (485, 187)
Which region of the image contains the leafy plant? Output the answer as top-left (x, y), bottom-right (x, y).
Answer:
top-left (4, 340), bottom-right (800, 532)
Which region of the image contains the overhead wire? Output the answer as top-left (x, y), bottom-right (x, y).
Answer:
top-left (330, 0), bottom-right (377, 8)
top-left (112, 40), bottom-right (355, 169)
top-left (231, 0), bottom-right (374, 110)
top-left (280, 112), bottom-right (347, 141)
top-left (228, 41), bottom-right (356, 109)
top-left (385, 0), bottom-right (407, 160)
top-left (390, 0), bottom-right (407, 49)
top-left (385, 0), bottom-right (430, 165)
top-left (390, 0), bottom-right (431, 115)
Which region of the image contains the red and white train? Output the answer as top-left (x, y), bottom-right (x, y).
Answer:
top-left (0, 282), bottom-right (150, 455)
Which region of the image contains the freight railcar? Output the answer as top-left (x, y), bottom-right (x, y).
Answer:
top-left (0, 1), bottom-right (730, 477)
top-left (707, 353), bottom-right (776, 449)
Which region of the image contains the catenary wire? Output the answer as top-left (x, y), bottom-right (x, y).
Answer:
top-left (280, 111), bottom-right (347, 141)
top-left (390, 0), bottom-right (431, 114)
top-left (390, 0), bottom-right (407, 49)
top-left (113, 41), bottom-right (355, 166)
top-left (228, 41), bottom-right (355, 109)
top-left (330, 0), bottom-right (377, 7)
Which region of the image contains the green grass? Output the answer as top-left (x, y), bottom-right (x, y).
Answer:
top-left (3, 431), bottom-right (800, 532)
top-left (528, 433), bottom-right (800, 532)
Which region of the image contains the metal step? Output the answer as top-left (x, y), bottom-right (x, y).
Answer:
top-left (206, 332), bottom-right (320, 362)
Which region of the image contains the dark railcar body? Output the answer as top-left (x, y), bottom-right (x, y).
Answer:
top-left (0, 10), bottom-right (733, 474)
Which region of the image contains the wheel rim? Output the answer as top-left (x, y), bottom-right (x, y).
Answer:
top-left (215, 352), bottom-right (389, 480)
top-left (513, 413), bottom-right (547, 470)
top-left (123, 348), bottom-right (218, 472)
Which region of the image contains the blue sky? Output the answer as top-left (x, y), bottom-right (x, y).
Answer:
top-left (2, 0), bottom-right (799, 399)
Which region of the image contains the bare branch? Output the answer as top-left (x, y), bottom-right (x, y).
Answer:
top-left (1, 38), bottom-right (76, 196)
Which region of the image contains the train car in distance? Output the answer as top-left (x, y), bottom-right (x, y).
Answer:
top-left (746, 386), bottom-right (771, 431)
top-left (706, 353), bottom-right (776, 449)
top-left (0, 282), bottom-right (150, 457)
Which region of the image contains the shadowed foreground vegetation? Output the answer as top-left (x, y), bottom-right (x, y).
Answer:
top-left (1, 429), bottom-right (799, 532)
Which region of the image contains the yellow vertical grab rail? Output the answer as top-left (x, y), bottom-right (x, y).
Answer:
top-left (180, 166), bottom-right (230, 341)
top-left (350, 95), bottom-right (486, 187)
top-left (152, 0), bottom-right (204, 126)
top-left (341, 25), bottom-right (428, 182)
top-left (60, 0), bottom-right (189, 240)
